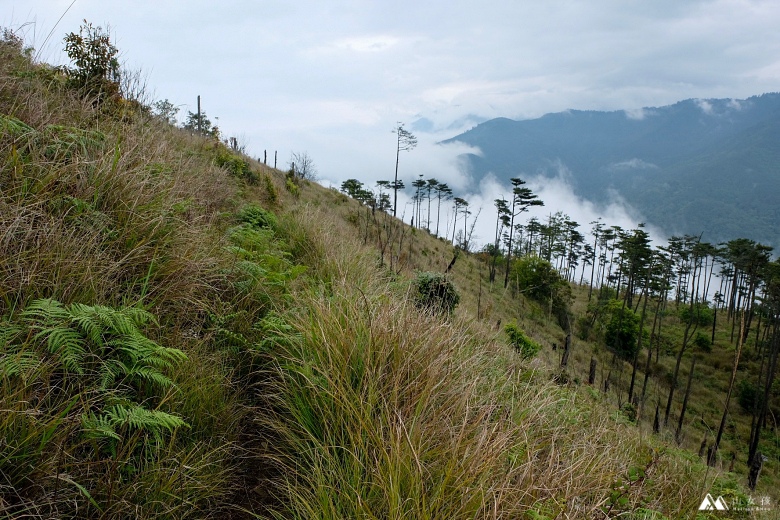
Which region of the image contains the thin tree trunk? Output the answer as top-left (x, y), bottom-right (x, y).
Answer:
top-left (709, 312), bottom-right (747, 466)
top-left (675, 355), bottom-right (697, 444)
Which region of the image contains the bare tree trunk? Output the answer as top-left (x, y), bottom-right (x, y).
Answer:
top-left (675, 355), bottom-right (697, 444)
top-left (560, 333), bottom-right (571, 368)
top-left (628, 287), bottom-right (650, 403)
top-left (709, 312), bottom-right (747, 466)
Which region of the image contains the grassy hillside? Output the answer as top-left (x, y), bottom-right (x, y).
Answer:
top-left (0, 28), bottom-right (774, 519)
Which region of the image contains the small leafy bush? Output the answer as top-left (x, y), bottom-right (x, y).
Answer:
top-left (236, 203), bottom-right (277, 229)
top-left (264, 174), bottom-right (279, 204)
top-left (61, 21), bottom-right (120, 102)
top-left (678, 302), bottom-right (714, 326)
top-left (412, 272), bottom-right (460, 315)
top-left (737, 379), bottom-right (762, 413)
top-left (285, 170), bottom-right (300, 197)
top-left (510, 255), bottom-right (572, 329)
top-left (215, 148), bottom-right (257, 183)
top-left (602, 300), bottom-right (641, 360)
top-left (504, 323), bottom-right (541, 359)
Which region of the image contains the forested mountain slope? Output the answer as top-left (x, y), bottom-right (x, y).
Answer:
top-left (445, 94), bottom-right (780, 245)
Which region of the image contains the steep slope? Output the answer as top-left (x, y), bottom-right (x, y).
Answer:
top-left (0, 28), bottom-right (771, 519)
top-left (445, 94), bottom-right (780, 245)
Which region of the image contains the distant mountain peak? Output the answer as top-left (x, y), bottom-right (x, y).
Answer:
top-left (443, 93), bottom-right (780, 246)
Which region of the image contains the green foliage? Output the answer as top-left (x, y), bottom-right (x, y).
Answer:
top-left (285, 177), bottom-right (300, 196)
top-left (62, 21), bottom-right (120, 101)
top-left (693, 331), bottom-right (712, 353)
top-left (215, 148), bottom-right (257, 183)
top-left (225, 225), bottom-right (306, 301)
top-left (236, 203), bottom-right (277, 229)
top-left (412, 271), bottom-right (460, 314)
top-left (737, 379), bottom-right (762, 413)
top-left (678, 302), bottom-right (714, 326)
top-left (3, 299), bottom-right (189, 472)
top-left (183, 109), bottom-right (219, 137)
top-left (0, 113), bottom-right (35, 138)
top-left (152, 98), bottom-right (179, 124)
top-left (620, 402), bottom-right (638, 423)
top-left (340, 178), bottom-right (365, 198)
top-left (82, 402), bottom-right (188, 448)
top-left (510, 255), bottom-right (572, 329)
top-left (263, 174), bottom-right (279, 204)
top-left (42, 124), bottom-right (106, 163)
top-left (19, 299), bottom-right (186, 392)
top-left (602, 300), bottom-right (641, 360)
top-left (504, 323), bottom-right (541, 359)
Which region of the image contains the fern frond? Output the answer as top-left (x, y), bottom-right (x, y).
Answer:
top-left (81, 411), bottom-right (122, 442)
top-left (120, 306), bottom-right (156, 328)
top-left (0, 114), bottom-right (36, 138)
top-left (96, 304), bottom-right (137, 337)
top-left (68, 302), bottom-right (105, 344)
top-left (33, 325), bottom-right (86, 373)
top-left (0, 350), bottom-right (41, 378)
top-left (0, 321), bottom-right (23, 345)
top-left (105, 403), bottom-right (189, 442)
top-left (22, 298), bottom-right (69, 323)
top-left (126, 366), bottom-right (175, 389)
top-left (99, 359), bottom-right (128, 389)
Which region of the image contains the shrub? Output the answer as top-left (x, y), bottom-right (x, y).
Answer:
top-left (236, 203), bottom-right (277, 229)
top-left (264, 174), bottom-right (279, 204)
top-left (692, 331), bottom-right (712, 353)
top-left (504, 323), bottom-right (541, 359)
top-left (602, 300), bottom-right (641, 360)
top-left (678, 302), bottom-right (714, 326)
top-left (285, 170), bottom-right (300, 197)
top-left (510, 255), bottom-right (572, 329)
top-left (412, 272), bottom-right (459, 315)
top-left (215, 148), bottom-right (257, 183)
top-left (737, 379), bottom-right (762, 413)
top-left (61, 21), bottom-right (121, 103)
top-left (286, 177), bottom-right (300, 197)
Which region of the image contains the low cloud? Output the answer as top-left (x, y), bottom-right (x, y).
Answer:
top-left (427, 160), bottom-right (666, 256)
top-left (695, 99), bottom-right (714, 114)
top-left (623, 107), bottom-right (655, 120)
top-left (607, 158), bottom-right (659, 171)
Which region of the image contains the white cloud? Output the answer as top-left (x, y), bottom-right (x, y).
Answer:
top-left (432, 162), bottom-right (665, 254)
top-left (607, 158), bottom-right (659, 171)
top-left (696, 99), bottom-right (715, 114)
top-left (623, 107), bottom-right (655, 120)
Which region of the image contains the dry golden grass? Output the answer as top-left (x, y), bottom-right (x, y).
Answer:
top-left (254, 206), bottom-right (715, 519)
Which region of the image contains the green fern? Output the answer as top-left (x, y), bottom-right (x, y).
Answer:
top-left (81, 411), bottom-right (122, 442)
top-left (23, 299), bottom-right (87, 373)
top-left (21, 299), bottom-right (184, 384)
top-left (81, 402), bottom-right (189, 448)
top-left (0, 349), bottom-right (40, 378)
top-left (0, 320), bottom-right (23, 345)
top-left (105, 403), bottom-right (189, 442)
top-left (0, 113), bottom-right (36, 138)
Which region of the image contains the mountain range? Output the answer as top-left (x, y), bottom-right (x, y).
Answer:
top-left (443, 93), bottom-right (780, 247)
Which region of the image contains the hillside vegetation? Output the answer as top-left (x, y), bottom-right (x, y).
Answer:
top-left (0, 26), bottom-right (773, 519)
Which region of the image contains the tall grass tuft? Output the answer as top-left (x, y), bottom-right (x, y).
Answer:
top-left (260, 209), bottom-right (710, 519)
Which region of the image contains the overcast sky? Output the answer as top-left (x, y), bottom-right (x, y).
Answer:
top-left (5, 0), bottom-right (780, 246)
